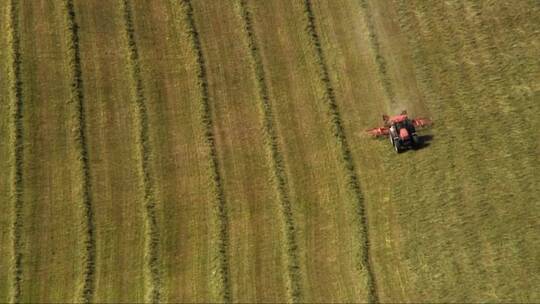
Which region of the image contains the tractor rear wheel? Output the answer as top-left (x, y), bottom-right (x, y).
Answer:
top-left (412, 134), bottom-right (421, 148)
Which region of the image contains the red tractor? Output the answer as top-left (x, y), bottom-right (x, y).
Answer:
top-left (366, 111), bottom-right (433, 153)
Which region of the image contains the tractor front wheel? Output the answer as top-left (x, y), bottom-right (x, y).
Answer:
top-left (394, 141), bottom-right (402, 153)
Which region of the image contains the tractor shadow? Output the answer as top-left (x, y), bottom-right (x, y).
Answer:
top-left (411, 134), bottom-right (433, 151)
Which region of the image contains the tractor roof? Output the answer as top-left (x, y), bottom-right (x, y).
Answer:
top-left (389, 114), bottom-right (408, 123)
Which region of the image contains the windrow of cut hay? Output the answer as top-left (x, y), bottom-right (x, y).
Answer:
top-left (180, 0), bottom-right (231, 301)
top-left (120, 0), bottom-right (162, 302)
top-left (6, 0), bottom-right (24, 302)
top-left (357, 0), bottom-right (395, 104)
top-left (302, 1), bottom-right (378, 302)
top-left (0, 1), bottom-right (12, 301)
top-left (62, 1), bottom-right (95, 302)
top-left (235, 1), bottom-right (302, 302)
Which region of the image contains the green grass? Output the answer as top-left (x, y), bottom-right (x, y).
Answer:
top-left (191, 1), bottom-right (292, 302)
top-left (309, 0), bottom-right (407, 301)
top-left (180, 0), bottom-right (232, 300)
top-left (63, 0), bottom-right (96, 302)
top-left (236, 0), bottom-right (302, 300)
top-left (245, 1), bottom-right (373, 302)
top-left (0, 0), bottom-right (538, 302)
top-left (0, 1), bottom-right (14, 302)
top-left (128, 0), bottom-right (224, 302)
top-left (383, 1), bottom-right (539, 301)
top-left (120, 0), bottom-right (162, 301)
top-left (73, 0), bottom-right (146, 301)
top-left (316, 0), bottom-right (539, 301)
top-left (16, 1), bottom-right (85, 302)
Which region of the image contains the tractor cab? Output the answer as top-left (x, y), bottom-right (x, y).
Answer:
top-left (388, 115), bottom-right (418, 152)
top-left (390, 115), bottom-right (415, 134)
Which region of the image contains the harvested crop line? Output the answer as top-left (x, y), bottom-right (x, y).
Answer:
top-left (236, 0), bottom-right (302, 302)
top-left (358, 0), bottom-right (396, 104)
top-left (63, 1), bottom-right (96, 302)
top-left (7, 0), bottom-right (24, 302)
top-left (180, 0), bottom-right (231, 301)
top-left (121, 0), bottom-right (162, 302)
top-left (302, 1), bottom-right (379, 302)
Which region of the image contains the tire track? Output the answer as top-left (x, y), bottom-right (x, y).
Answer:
top-left (120, 0), bottom-right (162, 302)
top-left (358, 0), bottom-right (396, 104)
top-left (180, 0), bottom-right (231, 301)
top-left (63, 1), bottom-right (96, 302)
top-left (235, 0), bottom-right (302, 302)
top-left (302, 1), bottom-right (379, 302)
top-left (6, 0), bottom-right (24, 302)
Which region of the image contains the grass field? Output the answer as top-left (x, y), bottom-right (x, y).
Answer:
top-left (0, 2), bottom-right (14, 302)
top-left (0, 0), bottom-right (538, 302)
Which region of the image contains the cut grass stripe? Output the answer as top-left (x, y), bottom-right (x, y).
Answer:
top-left (6, 0), bottom-right (23, 302)
top-left (302, 1), bottom-right (379, 302)
top-left (357, 0), bottom-right (396, 104)
top-left (63, 1), bottom-right (96, 302)
top-left (235, 0), bottom-right (302, 302)
top-left (180, 0), bottom-right (231, 301)
top-left (120, 0), bottom-right (162, 302)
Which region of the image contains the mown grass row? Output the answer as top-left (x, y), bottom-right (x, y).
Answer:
top-left (120, 0), bottom-right (162, 302)
top-left (62, 1), bottom-right (96, 302)
top-left (180, 0), bottom-right (231, 301)
top-left (6, 0), bottom-right (23, 302)
top-left (357, 0), bottom-right (395, 104)
top-left (235, 0), bottom-right (302, 302)
top-left (302, 1), bottom-right (379, 302)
